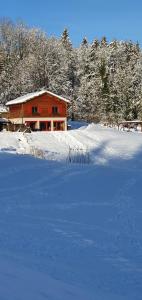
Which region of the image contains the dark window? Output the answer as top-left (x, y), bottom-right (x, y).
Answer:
top-left (32, 106), bottom-right (38, 114)
top-left (53, 121), bottom-right (64, 131)
top-left (47, 122), bottom-right (51, 130)
top-left (27, 121), bottom-right (36, 131)
top-left (40, 122), bottom-right (46, 131)
top-left (52, 106), bottom-right (58, 114)
top-left (40, 121), bottom-right (51, 131)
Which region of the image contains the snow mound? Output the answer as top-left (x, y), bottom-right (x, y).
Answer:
top-left (1, 124), bottom-right (142, 169)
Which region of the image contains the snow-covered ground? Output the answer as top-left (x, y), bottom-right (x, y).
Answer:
top-left (0, 124), bottom-right (142, 299)
top-left (1, 123), bottom-right (142, 167)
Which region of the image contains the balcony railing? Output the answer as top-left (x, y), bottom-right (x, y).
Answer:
top-left (32, 112), bottom-right (40, 116)
top-left (8, 111), bottom-right (64, 119)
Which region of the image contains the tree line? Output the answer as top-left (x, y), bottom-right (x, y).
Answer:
top-left (0, 19), bottom-right (142, 123)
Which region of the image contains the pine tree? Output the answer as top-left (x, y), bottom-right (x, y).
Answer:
top-left (61, 28), bottom-right (72, 51)
top-left (0, 19), bottom-right (142, 124)
top-left (0, 48), bottom-right (4, 74)
top-left (81, 37), bottom-right (88, 47)
top-left (60, 29), bottom-right (78, 120)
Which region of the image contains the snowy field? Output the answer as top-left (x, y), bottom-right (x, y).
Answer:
top-left (0, 124), bottom-right (142, 299)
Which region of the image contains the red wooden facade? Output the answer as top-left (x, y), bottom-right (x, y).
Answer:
top-left (7, 91), bottom-right (69, 131)
top-left (8, 93), bottom-right (67, 119)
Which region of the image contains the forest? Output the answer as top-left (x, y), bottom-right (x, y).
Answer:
top-left (0, 19), bottom-right (142, 123)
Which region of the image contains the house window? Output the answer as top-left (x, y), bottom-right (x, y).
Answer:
top-left (52, 106), bottom-right (58, 114)
top-left (32, 106), bottom-right (38, 114)
top-left (40, 121), bottom-right (51, 131)
top-left (40, 122), bottom-right (46, 131)
top-left (53, 121), bottom-right (64, 131)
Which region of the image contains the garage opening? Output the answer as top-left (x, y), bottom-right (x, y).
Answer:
top-left (53, 121), bottom-right (64, 131)
top-left (40, 121), bottom-right (51, 131)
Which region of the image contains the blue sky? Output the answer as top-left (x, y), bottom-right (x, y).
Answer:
top-left (1, 0), bottom-right (142, 46)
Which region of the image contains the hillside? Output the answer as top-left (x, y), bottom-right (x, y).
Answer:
top-left (1, 21), bottom-right (141, 124)
top-left (0, 124), bottom-right (142, 299)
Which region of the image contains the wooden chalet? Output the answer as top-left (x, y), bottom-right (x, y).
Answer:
top-left (6, 90), bottom-right (70, 131)
top-left (118, 120), bottom-right (142, 131)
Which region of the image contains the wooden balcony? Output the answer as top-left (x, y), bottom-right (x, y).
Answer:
top-left (8, 111), bottom-right (65, 119)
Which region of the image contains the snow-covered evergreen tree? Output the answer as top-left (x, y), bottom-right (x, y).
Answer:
top-left (0, 19), bottom-right (142, 123)
top-left (60, 29), bottom-right (78, 119)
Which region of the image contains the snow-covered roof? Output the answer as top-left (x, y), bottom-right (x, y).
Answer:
top-left (6, 90), bottom-right (70, 106)
top-left (120, 120), bottom-right (141, 123)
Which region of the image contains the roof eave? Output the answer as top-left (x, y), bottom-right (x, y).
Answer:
top-left (6, 91), bottom-right (70, 106)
